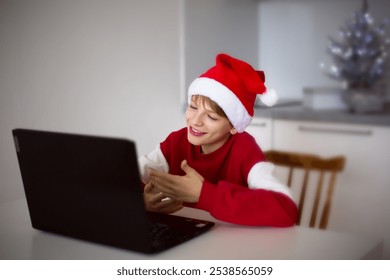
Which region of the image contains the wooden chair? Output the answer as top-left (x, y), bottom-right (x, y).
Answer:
top-left (264, 150), bottom-right (345, 229)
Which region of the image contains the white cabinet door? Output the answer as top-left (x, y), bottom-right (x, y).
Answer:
top-left (246, 117), bottom-right (273, 151)
top-left (272, 119), bottom-right (390, 254)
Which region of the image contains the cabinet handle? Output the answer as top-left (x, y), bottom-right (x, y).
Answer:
top-left (298, 126), bottom-right (372, 136)
top-left (250, 122), bottom-right (267, 127)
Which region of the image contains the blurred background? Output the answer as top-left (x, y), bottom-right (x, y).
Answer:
top-left (1, 0), bottom-right (389, 258)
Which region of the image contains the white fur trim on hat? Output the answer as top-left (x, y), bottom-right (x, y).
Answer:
top-left (188, 77), bottom-right (252, 133)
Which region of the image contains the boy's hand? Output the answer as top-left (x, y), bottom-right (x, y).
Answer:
top-left (149, 160), bottom-right (203, 203)
top-left (143, 182), bottom-right (183, 214)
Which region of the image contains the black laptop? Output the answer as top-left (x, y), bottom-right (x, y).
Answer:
top-left (12, 128), bottom-right (214, 254)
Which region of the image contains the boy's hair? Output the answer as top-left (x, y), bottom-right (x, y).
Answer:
top-left (192, 95), bottom-right (229, 120)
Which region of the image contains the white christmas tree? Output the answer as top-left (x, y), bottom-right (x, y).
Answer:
top-left (322, 0), bottom-right (390, 89)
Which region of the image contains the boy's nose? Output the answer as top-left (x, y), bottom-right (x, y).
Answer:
top-left (191, 113), bottom-right (204, 126)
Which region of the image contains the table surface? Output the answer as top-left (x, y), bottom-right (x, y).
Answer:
top-left (0, 199), bottom-right (383, 260)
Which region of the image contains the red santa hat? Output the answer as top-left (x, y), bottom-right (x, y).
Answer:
top-left (188, 53), bottom-right (278, 133)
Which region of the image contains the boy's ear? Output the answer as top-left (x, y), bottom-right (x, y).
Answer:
top-left (230, 127), bottom-right (238, 135)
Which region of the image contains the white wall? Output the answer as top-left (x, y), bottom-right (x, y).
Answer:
top-left (0, 0), bottom-right (261, 204)
top-left (184, 0), bottom-right (259, 102)
top-left (258, 0), bottom-right (390, 99)
top-left (0, 0), bottom-right (184, 203)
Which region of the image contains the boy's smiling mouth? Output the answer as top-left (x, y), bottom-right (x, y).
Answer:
top-left (189, 126), bottom-right (206, 136)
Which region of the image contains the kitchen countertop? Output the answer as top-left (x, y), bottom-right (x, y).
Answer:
top-left (254, 102), bottom-right (390, 127)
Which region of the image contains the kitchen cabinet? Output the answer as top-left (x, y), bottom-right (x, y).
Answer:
top-left (246, 117), bottom-right (273, 151)
top-left (249, 117), bottom-right (390, 258)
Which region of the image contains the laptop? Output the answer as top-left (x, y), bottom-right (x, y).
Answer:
top-left (12, 128), bottom-right (214, 254)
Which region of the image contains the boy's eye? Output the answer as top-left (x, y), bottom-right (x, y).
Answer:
top-left (190, 104), bottom-right (198, 110)
top-left (208, 114), bottom-right (218, 121)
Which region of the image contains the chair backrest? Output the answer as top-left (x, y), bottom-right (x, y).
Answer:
top-left (264, 150), bottom-right (345, 229)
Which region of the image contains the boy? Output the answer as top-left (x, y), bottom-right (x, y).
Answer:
top-left (139, 53), bottom-right (297, 227)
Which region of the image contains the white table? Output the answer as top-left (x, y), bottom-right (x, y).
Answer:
top-left (0, 199), bottom-right (383, 259)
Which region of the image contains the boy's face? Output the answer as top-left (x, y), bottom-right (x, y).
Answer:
top-left (185, 96), bottom-right (237, 154)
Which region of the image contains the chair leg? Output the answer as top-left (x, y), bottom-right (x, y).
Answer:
top-left (287, 167), bottom-right (294, 187)
top-left (319, 172), bottom-right (337, 229)
top-left (297, 169), bottom-right (309, 226)
top-left (310, 171), bottom-right (324, 228)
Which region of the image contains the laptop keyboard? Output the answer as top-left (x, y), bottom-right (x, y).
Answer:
top-left (149, 223), bottom-right (187, 248)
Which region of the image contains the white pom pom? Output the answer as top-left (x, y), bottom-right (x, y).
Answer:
top-left (260, 88), bottom-right (278, 107)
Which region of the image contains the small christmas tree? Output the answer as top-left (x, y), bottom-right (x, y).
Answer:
top-left (323, 0), bottom-right (390, 89)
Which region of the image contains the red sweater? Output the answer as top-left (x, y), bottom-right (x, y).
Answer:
top-left (140, 127), bottom-right (297, 227)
